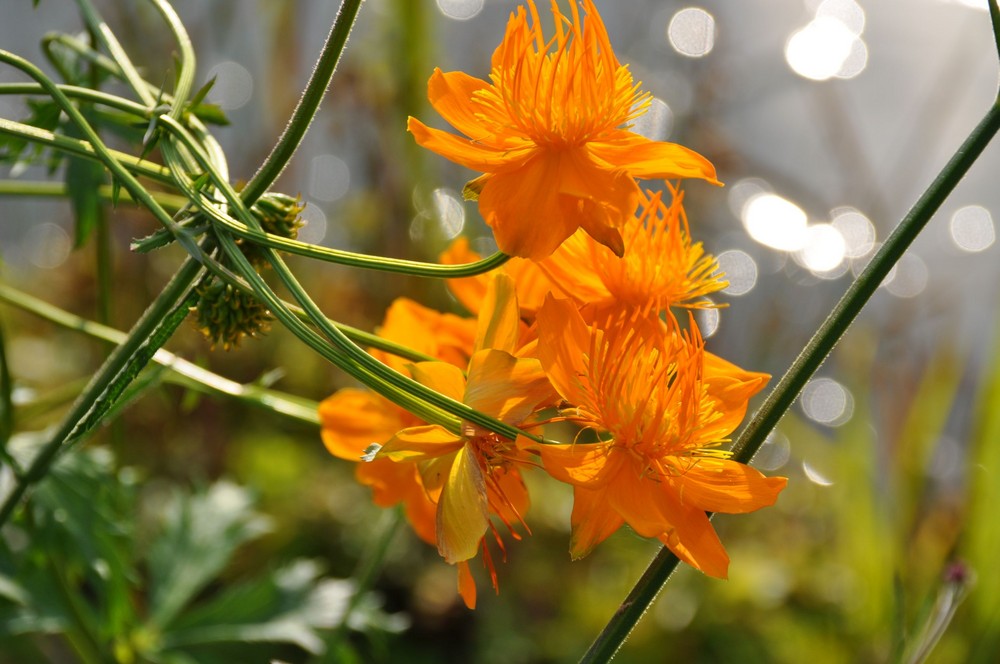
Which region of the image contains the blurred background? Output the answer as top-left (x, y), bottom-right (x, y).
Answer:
top-left (2, 0), bottom-right (1000, 661)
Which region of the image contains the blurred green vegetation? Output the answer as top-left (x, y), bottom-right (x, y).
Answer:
top-left (2, 1), bottom-right (1000, 662)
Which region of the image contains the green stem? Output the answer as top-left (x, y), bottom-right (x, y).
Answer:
top-left (990, 0), bottom-right (1000, 63)
top-left (241, 0), bottom-right (363, 204)
top-left (159, 116), bottom-right (540, 441)
top-left (72, 0), bottom-right (157, 106)
top-left (0, 117), bottom-right (173, 185)
top-left (579, 101), bottom-right (1000, 664)
top-left (0, 83), bottom-right (150, 116)
top-left (0, 180), bottom-right (189, 212)
top-left (0, 254), bottom-right (205, 527)
top-left (0, 283), bottom-right (321, 426)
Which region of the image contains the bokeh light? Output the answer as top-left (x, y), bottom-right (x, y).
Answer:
top-left (831, 208), bottom-right (876, 258)
top-left (25, 222), bottom-right (71, 269)
top-left (950, 205), bottom-right (995, 253)
top-left (797, 224), bottom-right (847, 275)
top-left (631, 98), bottom-right (674, 141)
top-left (785, 17), bottom-right (864, 81)
top-left (667, 8), bottom-right (716, 58)
top-left (430, 188), bottom-right (466, 239)
top-left (755, 430), bottom-right (791, 471)
top-left (309, 154), bottom-right (351, 203)
top-left (205, 61), bottom-right (254, 111)
top-left (717, 249), bottom-right (758, 296)
top-left (882, 253), bottom-right (929, 298)
top-left (742, 193), bottom-right (808, 251)
top-left (695, 306), bottom-right (720, 338)
top-left (801, 377), bottom-right (854, 426)
top-left (296, 203), bottom-right (328, 245)
top-left (816, 0), bottom-right (865, 35)
top-left (435, 0), bottom-right (484, 20)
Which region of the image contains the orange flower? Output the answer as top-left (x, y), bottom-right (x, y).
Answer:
top-left (440, 237), bottom-right (553, 318)
top-left (537, 186), bottom-right (728, 316)
top-left (408, 0), bottom-right (719, 260)
top-left (318, 297), bottom-right (477, 547)
top-left (378, 274), bottom-right (553, 608)
top-left (319, 389), bottom-right (437, 545)
top-left (529, 297), bottom-right (786, 577)
top-left (370, 297), bottom-right (477, 372)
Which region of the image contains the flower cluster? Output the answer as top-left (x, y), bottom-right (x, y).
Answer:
top-left (320, 0), bottom-right (786, 609)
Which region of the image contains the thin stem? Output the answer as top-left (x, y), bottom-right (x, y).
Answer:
top-left (0, 283), bottom-right (326, 426)
top-left (0, 255), bottom-right (205, 526)
top-left (159, 116), bottom-right (541, 441)
top-left (241, 0), bottom-right (363, 203)
top-left (0, 83), bottom-right (150, 116)
top-left (579, 100), bottom-right (1000, 664)
top-left (72, 0), bottom-right (156, 106)
top-left (990, 0), bottom-right (1000, 64)
top-left (0, 180), bottom-right (189, 212)
top-left (0, 118), bottom-right (173, 185)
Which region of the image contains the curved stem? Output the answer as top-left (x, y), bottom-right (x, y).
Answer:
top-left (0, 284), bottom-right (321, 426)
top-left (0, 254), bottom-right (205, 526)
top-left (241, 0), bottom-right (363, 204)
top-left (0, 180), bottom-right (189, 212)
top-left (0, 83), bottom-right (150, 116)
top-left (579, 99), bottom-right (1000, 664)
top-left (158, 116), bottom-right (541, 441)
top-left (0, 117), bottom-right (173, 185)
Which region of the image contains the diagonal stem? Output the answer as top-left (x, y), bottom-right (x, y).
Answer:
top-left (579, 99), bottom-right (1000, 664)
top-left (0, 254), bottom-right (206, 526)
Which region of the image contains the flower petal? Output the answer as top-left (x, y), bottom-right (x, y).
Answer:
top-left (475, 273), bottom-right (520, 354)
top-left (318, 389), bottom-right (406, 460)
top-left (533, 440), bottom-right (619, 488)
top-left (589, 132), bottom-right (721, 185)
top-left (437, 445), bottom-right (489, 563)
top-left (536, 295), bottom-right (594, 406)
top-left (569, 484), bottom-right (624, 559)
top-left (464, 349), bottom-right (552, 424)
top-left (427, 68), bottom-right (501, 146)
top-left (457, 560), bottom-right (478, 609)
top-left (409, 361), bottom-right (467, 401)
top-left (667, 458), bottom-right (787, 514)
top-left (380, 425), bottom-right (465, 461)
top-left (654, 491), bottom-right (730, 579)
top-left (478, 153), bottom-right (582, 260)
top-left (408, 117), bottom-right (534, 173)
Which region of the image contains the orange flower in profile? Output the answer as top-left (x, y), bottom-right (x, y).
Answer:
top-left (408, 0), bottom-right (720, 260)
top-left (319, 389), bottom-right (437, 545)
top-left (537, 186), bottom-right (728, 316)
top-left (528, 297), bottom-right (786, 577)
top-left (377, 274), bottom-right (553, 608)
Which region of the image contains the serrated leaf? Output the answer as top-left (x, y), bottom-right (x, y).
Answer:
top-left (147, 482), bottom-right (272, 627)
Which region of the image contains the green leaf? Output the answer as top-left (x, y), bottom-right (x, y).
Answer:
top-left (65, 150), bottom-right (106, 248)
top-left (162, 560), bottom-right (350, 655)
top-left (188, 76), bottom-right (217, 111)
top-left (147, 482), bottom-right (272, 628)
top-left (188, 103), bottom-right (230, 127)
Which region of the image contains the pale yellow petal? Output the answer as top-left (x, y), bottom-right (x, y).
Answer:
top-left (409, 361), bottom-right (467, 402)
top-left (464, 349), bottom-right (552, 424)
top-left (474, 273), bottom-right (520, 354)
top-left (437, 445), bottom-right (489, 563)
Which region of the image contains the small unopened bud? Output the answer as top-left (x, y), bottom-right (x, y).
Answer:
top-left (240, 192), bottom-right (306, 266)
top-left (192, 280), bottom-right (271, 350)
